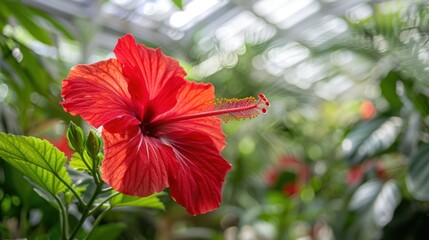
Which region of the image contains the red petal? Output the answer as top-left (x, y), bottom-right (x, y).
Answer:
top-left (101, 126), bottom-right (177, 196)
top-left (113, 34), bottom-right (186, 116)
top-left (61, 59), bottom-right (138, 129)
top-left (166, 131), bottom-right (231, 215)
top-left (156, 82), bottom-right (226, 151)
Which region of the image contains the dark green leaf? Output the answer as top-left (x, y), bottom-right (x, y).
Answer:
top-left (87, 223), bottom-right (127, 240)
top-left (0, 132), bottom-right (71, 195)
top-left (110, 192), bottom-right (165, 210)
top-left (407, 144), bottom-right (429, 201)
top-left (407, 91), bottom-right (429, 117)
top-left (380, 71), bottom-right (403, 110)
top-left (33, 185), bottom-right (59, 209)
top-left (347, 180), bottom-right (401, 239)
top-left (343, 117), bottom-right (402, 165)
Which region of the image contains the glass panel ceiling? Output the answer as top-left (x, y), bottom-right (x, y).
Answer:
top-left (22, 0), bottom-right (417, 101)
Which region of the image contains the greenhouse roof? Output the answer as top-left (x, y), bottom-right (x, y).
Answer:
top-left (23, 0), bottom-right (410, 100)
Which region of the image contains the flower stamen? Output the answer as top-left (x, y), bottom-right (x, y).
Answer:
top-left (152, 93), bottom-right (270, 125)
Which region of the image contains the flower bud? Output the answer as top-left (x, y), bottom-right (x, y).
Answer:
top-left (66, 122), bottom-right (84, 153)
top-left (86, 130), bottom-right (102, 161)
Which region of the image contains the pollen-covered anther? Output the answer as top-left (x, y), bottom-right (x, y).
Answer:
top-left (256, 93), bottom-right (270, 114)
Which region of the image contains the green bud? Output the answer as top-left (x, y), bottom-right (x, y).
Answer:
top-left (66, 122), bottom-right (85, 153)
top-left (86, 130), bottom-right (102, 161)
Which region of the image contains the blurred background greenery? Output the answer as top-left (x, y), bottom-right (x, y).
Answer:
top-left (2, 0), bottom-right (429, 239)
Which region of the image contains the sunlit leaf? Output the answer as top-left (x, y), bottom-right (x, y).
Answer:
top-left (171, 0), bottom-right (183, 10)
top-left (343, 117), bottom-right (402, 165)
top-left (3, 1), bottom-right (52, 45)
top-left (407, 145), bottom-right (429, 201)
top-left (30, 7), bottom-right (74, 40)
top-left (69, 152), bottom-right (92, 172)
top-left (0, 132), bottom-right (71, 195)
top-left (110, 192), bottom-right (165, 210)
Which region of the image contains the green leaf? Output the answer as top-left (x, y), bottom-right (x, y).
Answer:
top-left (343, 117), bottom-right (402, 165)
top-left (3, 1), bottom-right (52, 45)
top-left (347, 180), bottom-right (401, 239)
top-left (172, 0), bottom-right (183, 10)
top-left (69, 152), bottom-right (92, 172)
top-left (33, 186), bottom-right (59, 209)
top-left (407, 144), bottom-right (429, 201)
top-left (110, 192), bottom-right (165, 210)
top-left (380, 71), bottom-right (403, 110)
top-left (29, 7), bottom-right (74, 40)
top-left (407, 91), bottom-right (429, 117)
top-left (0, 132), bottom-right (71, 195)
top-left (87, 223), bottom-right (127, 240)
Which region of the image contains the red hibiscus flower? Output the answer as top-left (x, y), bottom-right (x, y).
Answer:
top-left (61, 34), bottom-right (269, 215)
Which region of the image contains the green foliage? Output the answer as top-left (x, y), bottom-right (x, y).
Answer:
top-left (344, 180), bottom-right (401, 239)
top-left (0, 132), bottom-right (71, 195)
top-left (110, 192), bottom-right (165, 210)
top-left (69, 152), bottom-right (92, 172)
top-left (0, 0), bottom-right (74, 134)
top-left (86, 223), bottom-right (127, 240)
top-left (343, 117), bottom-right (402, 166)
top-left (407, 145), bottom-right (429, 201)
top-left (171, 0), bottom-right (183, 10)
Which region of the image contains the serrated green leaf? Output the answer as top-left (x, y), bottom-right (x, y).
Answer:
top-left (172, 0), bottom-right (183, 10)
top-left (0, 132), bottom-right (71, 195)
top-left (407, 145), bottom-right (429, 201)
top-left (110, 192), bottom-right (165, 210)
top-left (69, 151), bottom-right (92, 172)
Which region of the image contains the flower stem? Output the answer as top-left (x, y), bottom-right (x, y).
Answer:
top-left (57, 173), bottom-right (86, 207)
top-left (88, 191), bottom-right (120, 216)
top-left (83, 206), bottom-right (112, 240)
top-left (69, 183), bottom-right (103, 240)
top-left (101, 187), bottom-right (113, 193)
top-left (54, 194), bottom-right (69, 240)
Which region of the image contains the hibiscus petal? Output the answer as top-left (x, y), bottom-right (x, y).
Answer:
top-left (113, 34), bottom-right (186, 116)
top-left (61, 59), bottom-right (137, 129)
top-left (165, 131), bottom-right (232, 215)
top-left (101, 126), bottom-right (177, 196)
top-left (155, 82), bottom-right (226, 151)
